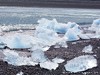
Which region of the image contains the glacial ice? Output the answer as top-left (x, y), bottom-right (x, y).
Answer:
top-left (64, 55), bottom-right (97, 73)
top-left (82, 45), bottom-right (93, 53)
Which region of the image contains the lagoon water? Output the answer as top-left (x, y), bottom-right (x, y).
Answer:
top-left (0, 7), bottom-right (100, 25)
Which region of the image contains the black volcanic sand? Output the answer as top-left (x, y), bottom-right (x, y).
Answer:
top-left (0, 38), bottom-right (100, 75)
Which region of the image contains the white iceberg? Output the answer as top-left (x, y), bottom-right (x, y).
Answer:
top-left (38, 18), bottom-right (68, 33)
top-left (64, 55), bottom-right (97, 73)
top-left (40, 61), bottom-right (58, 70)
top-left (82, 45), bottom-right (93, 53)
top-left (31, 49), bottom-right (48, 63)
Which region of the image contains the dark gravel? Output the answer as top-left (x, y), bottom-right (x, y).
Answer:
top-left (0, 38), bottom-right (100, 75)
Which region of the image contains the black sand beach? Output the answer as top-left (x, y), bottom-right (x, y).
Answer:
top-left (0, 38), bottom-right (100, 75)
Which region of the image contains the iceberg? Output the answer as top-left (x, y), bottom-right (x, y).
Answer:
top-left (64, 22), bottom-right (83, 41)
top-left (64, 55), bottom-right (97, 73)
top-left (82, 45), bottom-right (93, 53)
top-left (38, 18), bottom-right (68, 33)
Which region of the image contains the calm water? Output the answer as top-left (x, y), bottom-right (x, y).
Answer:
top-left (0, 7), bottom-right (100, 25)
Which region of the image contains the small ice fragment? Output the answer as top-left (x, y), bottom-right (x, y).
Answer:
top-left (31, 49), bottom-right (47, 63)
top-left (16, 71), bottom-right (23, 75)
top-left (82, 45), bottom-right (93, 53)
top-left (64, 55), bottom-right (97, 73)
top-left (52, 57), bottom-right (65, 64)
top-left (40, 61), bottom-right (58, 70)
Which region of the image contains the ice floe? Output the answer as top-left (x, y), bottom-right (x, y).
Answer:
top-left (82, 45), bottom-right (93, 53)
top-left (64, 55), bottom-right (97, 73)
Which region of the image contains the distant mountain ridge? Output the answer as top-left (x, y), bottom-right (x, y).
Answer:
top-left (0, 0), bottom-right (100, 8)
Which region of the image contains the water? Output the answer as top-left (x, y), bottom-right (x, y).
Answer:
top-left (0, 6), bottom-right (100, 25)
